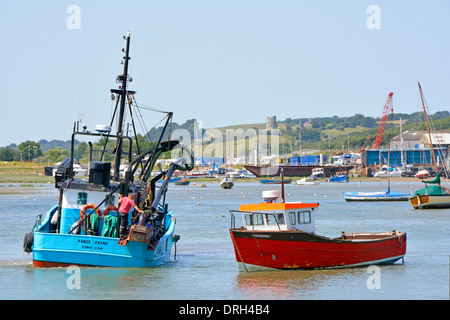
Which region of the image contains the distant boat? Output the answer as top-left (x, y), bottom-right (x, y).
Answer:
top-left (326, 172), bottom-right (348, 183)
top-left (344, 191), bottom-right (409, 201)
top-left (260, 179), bottom-right (292, 184)
top-left (174, 179), bottom-right (190, 186)
top-left (240, 171), bottom-right (256, 179)
top-left (415, 169), bottom-right (429, 179)
top-left (344, 94), bottom-right (410, 202)
top-left (373, 166), bottom-right (402, 178)
top-left (220, 177), bottom-right (234, 189)
top-left (296, 176), bottom-right (319, 185)
top-left (311, 167), bottom-right (324, 179)
top-left (157, 177), bottom-right (181, 183)
top-left (226, 171), bottom-right (241, 178)
top-left (185, 171), bottom-right (210, 179)
top-left (53, 162), bottom-right (87, 177)
top-left (244, 164), bottom-right (354, 177)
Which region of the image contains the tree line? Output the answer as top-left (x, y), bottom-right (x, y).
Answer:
top-left (279, 111), bottom-right (450, 152)
top-left (0, 134), bottom-right (156, 164)
top-left (1, 111), bottom-right (448, 163)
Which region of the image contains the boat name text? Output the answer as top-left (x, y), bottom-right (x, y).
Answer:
top-left (251, 234), bottom-right (271, 239)
top-left (77, 239), bottom-right (108, 250)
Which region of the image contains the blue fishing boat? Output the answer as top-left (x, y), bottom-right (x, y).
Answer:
top-left (23, 32), bottom-right (194, 267)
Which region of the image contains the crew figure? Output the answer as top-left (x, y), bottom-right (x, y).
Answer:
top-left (117, 193), bottom-right (144, 237)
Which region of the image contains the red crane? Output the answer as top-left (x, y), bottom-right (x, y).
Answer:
top-left (372, 92), bottom-right (394, 149)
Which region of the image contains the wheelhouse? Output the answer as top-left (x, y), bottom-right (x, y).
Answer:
top-left (231, 190), bottom-right (319, 234)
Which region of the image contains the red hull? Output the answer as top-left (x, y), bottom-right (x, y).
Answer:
top-left (33, 260), bottom-right (93, 268)
top-left (230, 229), bottom-right (406, 271)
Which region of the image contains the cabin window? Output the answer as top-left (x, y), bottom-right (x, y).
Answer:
top-left (245, 213), bottom-right (264, 226)
top-left (298, 211), bottom-right (311, 224)
top-left (77, 192), bottom-right (87, 205)
top-left (105, 194), bottom-right (115, 207)
top-left (289, 212), bottom-right (296, 225)
top-left (266, 213), bottom-right (285, 226)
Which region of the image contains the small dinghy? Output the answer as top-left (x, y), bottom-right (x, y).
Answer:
top-left (220, 177), bottom-right (234, 189)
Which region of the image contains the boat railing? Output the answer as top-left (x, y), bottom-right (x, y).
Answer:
top-left (229, 210), bottom-right (282, 231)
top-left (229, 210), bottom-right (236, 229)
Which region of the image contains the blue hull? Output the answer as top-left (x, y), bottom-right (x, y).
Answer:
top-left (344, 191), bottom-right (410, 201)
top-left (259, 179), bottom-right (292, 184)
top-left (33, 231), bottom-right (174, 267)
top-left (326, 175), bottom-right (349, 182)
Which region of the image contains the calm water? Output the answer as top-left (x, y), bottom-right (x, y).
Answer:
top-left (0, 180), bottom-right (449, 300)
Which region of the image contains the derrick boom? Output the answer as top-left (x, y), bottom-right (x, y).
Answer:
top-left (372, 92), bottom-right (393, 149)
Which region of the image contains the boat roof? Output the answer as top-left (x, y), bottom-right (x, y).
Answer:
top-left (239, 202), bottom-right (319, 212)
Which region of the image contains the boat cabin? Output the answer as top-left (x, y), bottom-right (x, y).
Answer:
top-left (237, 190), bottom-right (319, 233)
top-left (311, 167), bottom-right (324, 178)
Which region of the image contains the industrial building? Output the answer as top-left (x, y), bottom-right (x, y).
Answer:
top-left (361, 147), bottom-right (448, 167)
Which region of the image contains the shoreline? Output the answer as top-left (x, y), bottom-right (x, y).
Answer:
top-left (0, 163), bottom-right (443, 185)
top-left (0, 174), bottom-right (430, 185)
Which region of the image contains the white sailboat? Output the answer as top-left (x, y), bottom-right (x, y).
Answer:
top-left (344, 92), bottom-right (409, 201)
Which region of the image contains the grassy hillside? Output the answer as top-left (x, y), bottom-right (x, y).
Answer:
top-left (0, 162), bottom-right (53, 183)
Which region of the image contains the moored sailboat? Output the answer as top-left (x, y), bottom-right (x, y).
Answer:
top-left (23, 32), bottom-right (194, 267)
top-left (409, 82), bottom-right (450, 209)
top-left (344, 93), bottom-right (409, 201)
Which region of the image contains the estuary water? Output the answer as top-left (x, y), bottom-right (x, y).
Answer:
top-left (0, 180), bottom-right (448, 300)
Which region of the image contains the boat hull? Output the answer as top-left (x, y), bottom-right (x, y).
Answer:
top-left (32, 212), bottom-right (177, 268)
top-left (409, 194), bottom-right (450, 209)
top-left (296, 181), bottom-right (319, 185)
top-left (220, 183), bottom-right (233, 189)
top-left (259, 179), bottom-right (292, 184)
top-left (230, 229), bottom-right (406, 272)
top-left (326, 176), bottom-right (348, 183)
top-left (32, 232), bottom-right (174, 268)
top-left (344, 191), bottom-right (409, 201)
top-left (175, 180), bottom-right (190, 185)
top-left (243, 165), bottom-right (353, 177)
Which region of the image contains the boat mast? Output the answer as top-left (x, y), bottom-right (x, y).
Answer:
top-left (113, 31), bottom-right (131, 181)
top-left (418, 82), bottom-right (439, 177)
top-left (387, 94), bottom-right (393, 194)
top-left (400, 117), bottom-right (404, 166)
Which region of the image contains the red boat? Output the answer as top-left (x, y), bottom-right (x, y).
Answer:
top-left (229, 190), bottom-right (406, 272)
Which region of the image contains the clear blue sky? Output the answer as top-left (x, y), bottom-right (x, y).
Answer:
top-left (1, 0), bottom-right (449, 147)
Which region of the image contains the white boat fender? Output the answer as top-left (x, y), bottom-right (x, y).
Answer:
top-left (51, 210), bottom-right (59, 225)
